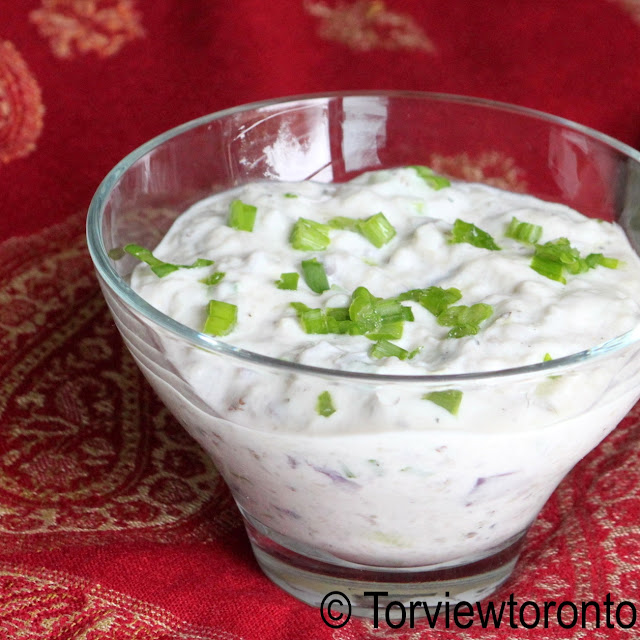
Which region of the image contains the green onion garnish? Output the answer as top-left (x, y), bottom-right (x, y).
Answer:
top-left (328, 216), bottom-right (361, 231)
top-left (356, 212), bottom-right (396, 248)
top-left (290, 218), bottom-right (331, 251)
top-left (543, 353), bottom-right (553, 362)
top-left (326, 307), bottom-right (350, 321)
top-left (316, 391), bottom-right (336, 417)
top-left (301, 258), bottom-right (330, 293)
top-left (410, 165), bottom-right (451, 190)
top-left (437, 303), bottom-right (493, 339)
top-left (365, 321), bottom-right (404, 341)
top-left (284, 193), bottom-right (298, 198)
top-left (203, 299), bottom-right (237, 336)
top-left (530, 254), bottom-right (566, 283)
top-left (290, 302), bottom-right (311, 316)
top-left (299, 308), bottom-right (332, 334)
top-left (124, 244), bottom-right (214, 278)
top-left (369, 340), bottom-right (409, 360)
top-left (397, 286), bottom-right (462, 316)
top-left (348, 287), bottom-right (413, 331)
top-left (505, 217), bottom-right (543, 244)
top-left (422, 390), bottom-right (463, 415)
top-left (530, 238), bottom-right (620, 283)
top-left (450, 219), bottom-right (501, 251)
top-left (328, 213), bottom-right (396, 248)
top-left (200, 272), bottom-right (226, 286)
top-left (585, 253), bottom-right (620, 269)
top-left (229, 199), bottom-right (257, 232)
top-left (275, 272), bottom-right (299, 290)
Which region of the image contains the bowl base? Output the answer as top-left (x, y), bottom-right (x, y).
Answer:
top-left (243, 512), bottom-right (525, 621)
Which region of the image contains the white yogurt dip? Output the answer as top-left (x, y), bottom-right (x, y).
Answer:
top-left (122, 167), bottom-right (640, 568)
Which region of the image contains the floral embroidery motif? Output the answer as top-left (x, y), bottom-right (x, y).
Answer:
top-left (30, 0), bottom-right (145, 59)
top-left (304, 0), bottom-right (435, 53)
top-left (428, 151), bottom-right (528, 192)
top-left (0, 214), bottom-right (239, 552)
top-left (0, 41), bottom-right (44, 165)
top-left (0, 564), bottom-right (238, 639)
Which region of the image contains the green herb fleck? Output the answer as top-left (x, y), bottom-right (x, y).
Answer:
top-left (228, 199), bottom-right (257, 232)
top-left (290, 218), bottom-right (331, 251)
top-left (369, 340), bottom-right (410, 360)
top-left (203, 299), bottom-right (237, 336)
top-left (124, 244), bottom-right (214, 278)
top-left (200, 272), bottom-right (226, 286)
top-left (450, 219), bottom-right (501, 251)
top-left (505, 217), bottom-right (543, 244)
top-left (409, 165), bottom-right (451, 190)
top-left (301, 258), bottom-right (330, 293)
top-left (357, 212), bottom-right (396, 248)
top-left (437, 303), bottom-right (493, 339)
top-left (422, 389), bottom-right (463, 415)
top-left (275, 272), bottom-right (299, 290)
top-left (316, 391), bottom-right (336, 417)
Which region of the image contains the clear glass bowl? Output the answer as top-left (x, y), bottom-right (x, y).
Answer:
top-left (87, 92), bottom-right (640, 619)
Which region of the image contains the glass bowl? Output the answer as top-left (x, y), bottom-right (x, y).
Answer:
top-left (86, 92), bottom-right (640, 619)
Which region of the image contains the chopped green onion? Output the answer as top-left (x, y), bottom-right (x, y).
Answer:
top-left (530, 254), bottom-right (566, 283)
top-left (328, 216), bottom-right (360, 231)
top-left (397, 286), bottom-right (462, 316)
top-left (290, 301), bottom-right (311, 316)
top-left (543, 353), bottom-right (553, 362)
top-left (585, 253), bottom-right (620, 269)
top-left (531, 238), bottom-right (620, 283)
top-left (124, 244), bottom-right (214, 278)
top-left (191, 259), bottom-right (214, 268)
top-left (200, 272), bottom-right (226, 286)
top-left (228, 199), bottom-right (257, 232)
top-left (348, 287), bottom-right (413, 332)
top-left (275, 272), bottom-right (299, 290)
top-left (326, 307), bottom-right (350, 321)
top-left (356, 212), bottom-right (396, 248)
top-left (316, 391), bottom-right (336, 417)
top-left (450, 219), bottom-right (501, 251)
top-left (301, 258), bottom-right (330, 293)
top-left (437, 303), bottom-right (493, 339)
top-left (329, 213), bottom-right (396, 248)
top-left (203, 300), bottom-right (237, 336)
top-left (369, 340), bottom-right (409, 360)
top-left (422, 390), bottom-right (463, 415)
top-left (410, 165), bottom-right (451, 190)
top-left (299, 308), bottom-right (332, 334)
top-left (348, 286), bottom-right (380, 329)
top-left (408, 346), bottom-right (423, 359)
top-left (290, 218), bottom-right (331, 251)
top-left (365, 321), bottom-right (404, 341)
top-left (284, 192), bottom-right (298, 198)
top-left (505, 217), bottom-right (543, 244)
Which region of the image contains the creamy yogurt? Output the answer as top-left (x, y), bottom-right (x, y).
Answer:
top-left (122, 167), bottom-right (640, 568)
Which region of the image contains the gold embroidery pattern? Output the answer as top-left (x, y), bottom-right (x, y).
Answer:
top-left (428, 151), bottom-right (528, 192)
top-left (0, 214), bottom-right (239, 551)
top-left (0, 41), bottom-right (44, 165)
top-left (304, 0), bottom-right (435, 53)
top-left (30, 0), bottom-right (145, 59)
top-left (0, 563), bottom-right (244, 639)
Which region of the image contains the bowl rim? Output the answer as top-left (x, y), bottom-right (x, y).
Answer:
top-left (86, 89), bottom-right (640, 384)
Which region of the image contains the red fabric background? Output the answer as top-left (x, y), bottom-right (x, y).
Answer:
top-left (2, 1), bottom-right (640, 638)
